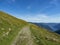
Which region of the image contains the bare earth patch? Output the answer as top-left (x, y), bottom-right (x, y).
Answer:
top-left (11, 26), bottom-right (37, 45)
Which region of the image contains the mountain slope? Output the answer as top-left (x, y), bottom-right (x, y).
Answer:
top-left (0, 11), bottom-right (60, 45)
top-left (31, 23), bottom-right (60, 34)
top-left (0, 11), bottom-right (28, 45)
top-left (30, 24), bottom-right (60, 45)
top-left (54, 24), bottom-right (60, 34)
top-left (55, 30), bottom-right (60, 34)
top-left (31, 23), bottom-right (60, 31)
top-left (12, 26), bottom-right (37, 45)
top-left (31, 23), bottom-right (53, 31)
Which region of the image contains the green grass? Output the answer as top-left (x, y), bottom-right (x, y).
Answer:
top-left (0, 11), bottom-right (60, 45)
top-left (30, 24), bottom-right (60, 45)
top-left (0, 11), bottom-right (28, 45)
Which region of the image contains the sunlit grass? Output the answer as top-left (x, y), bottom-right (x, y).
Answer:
top-left (0, 11), bottom-right (60, 45)
top-left (0, 11), bottom-right (28, 45)
top-left (30, 24), bottom-right (60, 45)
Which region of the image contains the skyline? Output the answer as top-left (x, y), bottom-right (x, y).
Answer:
top-left (0, 0), bottom-right (60, 23)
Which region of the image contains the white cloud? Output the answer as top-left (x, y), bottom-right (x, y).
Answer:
top-left (19, 14), bottom-right (60, 23)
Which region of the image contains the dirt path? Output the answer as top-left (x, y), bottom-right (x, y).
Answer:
top-left (11, 26), bottom-right (37, 45)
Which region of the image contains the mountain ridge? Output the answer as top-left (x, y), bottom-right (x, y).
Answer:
top-left (0, 11), bottom-right (60, 45)
top-left (31, 23), bottom-right (60, 31)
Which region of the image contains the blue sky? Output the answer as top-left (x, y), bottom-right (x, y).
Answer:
top-left (0, 0), bottom-right (60, 23)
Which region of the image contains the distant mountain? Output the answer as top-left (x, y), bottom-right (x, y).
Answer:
top-left (0, 11), bottom-right (60, 45)
top-left (55, 30), bottom-right (60, 34)
top-left (54, 24), bottom-right (60, 30)
top-left (31, 23), bottom-right (52, 31)
top-left (31, 23), bottom-right (60, 34)
top-left (31, 23), bottom-right (60, 31)
top-left (54, 24), bottom-right (60, 34)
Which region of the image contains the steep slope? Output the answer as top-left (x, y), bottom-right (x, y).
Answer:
top-left (30, 24), bottom-right (60, 45)
top-left (0, 11), bottom-right (60, 45)
top-left (0, 11), bottom-right (28, 45)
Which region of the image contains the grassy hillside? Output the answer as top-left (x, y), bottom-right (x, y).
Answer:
top-left (0, 11), bottom-right (60, 45)
top-left (0, 11), bottom-right (28, 45)
top-left (30, 24), bottom-right (60, 45)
